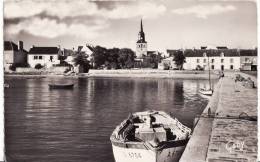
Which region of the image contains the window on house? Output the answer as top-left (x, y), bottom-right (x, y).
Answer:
top-left (221, 65), bottom-right (224, 70)
top-left (39, 56), bottom-right (43, 60)
top-left (197, 59), bottom-right (200, 63)
top-left (50, 56), bottom-right (53, 62)
top-left (34, 56), bottom-right (38, 60)
top-left (230, 65), bottom-right (233, 70)
top-left (211, 59), bottom-right (214, 63)
top-left (221, 59), bottom-right (224, 63)
top-left (230, 58), bottom-right (233, 63)
top-left (245, 58), bottom-right (249, 62)
top-left (203, 59), bottom-right (206, 63)
top-left (211, 65), bottom-right (214, 69)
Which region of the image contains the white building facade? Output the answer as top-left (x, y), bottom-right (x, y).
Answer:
top-left (239, 49), bottom-right (257, 71)
top-left (183, 50), bottom-right (241, 70)
top-left (28, 46), bottom-right (61, 68)
top-left (167, 48), bottom-right (256, 71)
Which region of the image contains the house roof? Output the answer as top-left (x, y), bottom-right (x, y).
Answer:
top-left (28, 47), bottom-right (59, 55)
top-left (4, 41), bottom-right (18, 51)
top-left (167, 49), bottom-right (183, 56)
top-left (4, 41), bottom-right (28, 53)
top-left (167, 49), bottom-right (257, 57)
top-left (183, 49), bottom-right (240, 57)
top-left (240, 49), bottom-right (257, 56)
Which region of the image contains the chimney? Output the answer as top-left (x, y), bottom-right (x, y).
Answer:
top-left (18, 41), bottom-right (23, 50)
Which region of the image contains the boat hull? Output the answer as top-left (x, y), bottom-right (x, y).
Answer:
top-left (48, 84), bottom-right (74, 89)
top-left (199, 89), bottom-right (213, 96)
top-left (112, 143), bottom-right (186, 162)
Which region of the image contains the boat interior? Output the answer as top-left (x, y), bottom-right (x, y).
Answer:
top-left (114, 111), bottom-right (191, 144)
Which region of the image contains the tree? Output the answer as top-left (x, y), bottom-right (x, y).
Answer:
top-left (92, 46), bottom-right (107, 69)
top-left (107, 48), bottom-right (120, 69)
top-left (118, 48), bottom-right (135, 69)
top-left (173, 51), bottom-right (186, 70)
top-left (35, 63), bottom-right (43, 69)
top-left (73, 49), bottom-right (90, 73)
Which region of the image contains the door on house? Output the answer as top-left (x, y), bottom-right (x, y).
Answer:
top-left (251, 65), bottom-right (257, 71)
top-left (221, 65), bottom-right (224, 71)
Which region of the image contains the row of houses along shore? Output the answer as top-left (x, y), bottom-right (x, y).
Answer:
top-left (4, 40), bottom-right (257, 74)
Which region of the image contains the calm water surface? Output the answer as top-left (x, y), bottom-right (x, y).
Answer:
top-left (5, 77), bottom-right (216, 162)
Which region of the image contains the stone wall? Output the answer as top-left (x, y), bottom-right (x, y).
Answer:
top-left (15, 66), bottom-right (69, 74)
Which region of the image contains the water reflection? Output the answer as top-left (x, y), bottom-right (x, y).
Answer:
top-left (5, 77), bottom-right (215, 162)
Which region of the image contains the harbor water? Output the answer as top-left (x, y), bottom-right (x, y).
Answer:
top-left (4, 77), bottom-right (216, 162)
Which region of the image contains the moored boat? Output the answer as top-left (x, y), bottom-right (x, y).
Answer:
top-left (199, 88), bottom-right (213, 96)
top-left (110, 110), bottom-right (191, 162)
top-left (199, 51), bottom-right (213, 97)
top-left (4, 83), bottom-right (10, 88)
top-left (48, 83), bottom-right (74, 89)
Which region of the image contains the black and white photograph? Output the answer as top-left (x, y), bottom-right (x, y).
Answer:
top-left (3, 0), bottom-right (258, 162)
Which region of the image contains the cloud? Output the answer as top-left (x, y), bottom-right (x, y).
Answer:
top-left (4, 0), bottom-right (166, 39)
top-left (104, 2), bottom-right (166, 19)
top-left (6, 17), bottom-right (109, 39)
top-left (4, 0), bottom-right (166, 19)
top-left (171, 4), bottom-right (236, 19)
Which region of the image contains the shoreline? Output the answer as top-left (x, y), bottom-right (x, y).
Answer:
top-left (4, 69), bottom-right (220, 79)
top-left (4, 73), bottom-right (219, 80)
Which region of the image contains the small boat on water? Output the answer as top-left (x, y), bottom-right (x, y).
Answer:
top-left (199, 52), bottom-right (213, 97)
top-left (4, 83), bottom-right (10, 88)
top-left (199, 88), bottom-right (213, 96)
top-left (110, 110), bottom-right (191, 162)
top-left (48, 83), bottom-right (74, 89)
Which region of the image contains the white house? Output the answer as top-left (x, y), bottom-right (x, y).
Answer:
top-left (183, 49), bottom-right (241, 70)
top-left (28, 46), bottom-right (61, 68)
top-left (165, 47), bottom-right (257, 71)
top-left (239, 49), bottom-right (257, 71)
top-left (63, 45), bottom-right (94, 66)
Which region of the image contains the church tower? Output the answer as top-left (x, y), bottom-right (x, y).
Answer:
top-left (136, 19), bottom-right (147, 59)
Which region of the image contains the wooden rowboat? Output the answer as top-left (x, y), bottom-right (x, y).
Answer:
top-left (199, 88), bottom-right (213, 96)
top-left (48, 83), bottom-right (74, 89)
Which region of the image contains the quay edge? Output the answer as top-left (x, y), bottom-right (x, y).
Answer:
top-left (179, 72), bottom-right (257, 162)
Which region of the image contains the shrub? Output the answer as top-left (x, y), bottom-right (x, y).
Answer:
top-left (35, 64), bottom-right (43, 69)
top-left (9, 64), bottom-right (16, 71)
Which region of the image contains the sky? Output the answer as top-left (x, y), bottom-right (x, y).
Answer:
top-left (3, 0), bottom-right (257, 52)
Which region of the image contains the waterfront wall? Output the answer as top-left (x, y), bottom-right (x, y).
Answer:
top-left (14, 67), bottom-right (69, 74)
top-left (180, 72), bottom-right (257, 162)
top-left (88, 69), bottom-right (219, 79)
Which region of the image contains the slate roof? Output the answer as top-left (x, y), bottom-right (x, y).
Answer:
top-left (28, 47), bottom-right (59, 55)
top-left (167, 49), bottom-right (256, 57)
top-left (240, 49), bottom-right (257, 56)
top-left (183, 49), bottom-right (240, 57)
top-left (4, 41), bottom-right (18, 51)
top-left (167, 50), bottom-right (183, 57)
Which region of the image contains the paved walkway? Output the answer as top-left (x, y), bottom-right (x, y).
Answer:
top-left (180, 72), bottom-right (257, 162)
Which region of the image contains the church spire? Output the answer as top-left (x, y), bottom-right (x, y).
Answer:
top-left (140, 19), bottom-right (143, 33)
top-left (137, 19), bottom-right (146, 43)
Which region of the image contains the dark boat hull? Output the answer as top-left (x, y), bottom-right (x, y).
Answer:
top-left (48, 84), bottom-right (74, 89)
